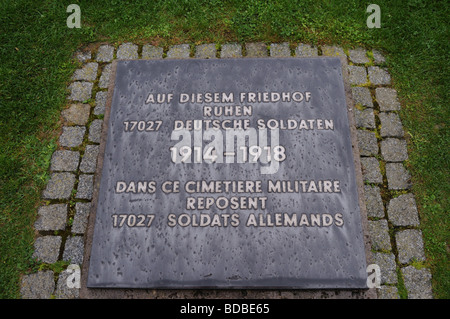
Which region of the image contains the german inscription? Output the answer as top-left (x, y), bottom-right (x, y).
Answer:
top-left (87, 58), bottom-right (368, 288)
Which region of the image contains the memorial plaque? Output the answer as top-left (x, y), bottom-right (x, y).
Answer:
top-left (86, 58), bottom-right (369, 289)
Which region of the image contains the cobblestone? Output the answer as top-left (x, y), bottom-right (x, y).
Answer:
top-left (142, 44), bottom-right (163, 59)
top-left (33, 236), bottom-right (62, 263)
top-left (195, 43), bottom-right (216, 59)
top-left (76, 174), bottom-right (94, 200)
top-left (220, 43), bottom-right (242, 58)
top-left (68, 81), bottom-right (93, 101)
top-left (55, 269), bottom-right (80, 299)
top-left (50, 150), bottom-right (79, 172)
top-left (246, 42), bottom-right (267, 57)
top-left (117, 42), bottom-right (138, 60)
top-left (295, 43), bottom-right (318, 57)
top-left (20, 271), bottom-right (55, 299)
top-left (401, 266), bottom-right (433, 299)
top-left (377, 286), bottom-right (399, 299)
top-left (63, 236), bottom-right (84, 265)
top-left (387, 193), bottom-right (419, 226)
top-left (352, 87), bottom-right (373, 108)
top-left (321, 45), bottom-right (345, 57)
top-left (59, 126), bottom-right (86, 148)
top-left (360, 157), bottom-right (383, 184)
top-left (99, 63), bottom-right (112, 88)
top-left (348, 65), bottom-right (367, 85)
top-left (363, 185), bottom-right (384, 218)
top-left (94, 91), bottom-right (108, 115)
top-left (88, 119), bottom-right (103, 143)
top-left (379, 112), bottom-right (404, 138)
top-left (357, 130), bottom-right (378, 156)
top-left (368, 66), bottom-right (391, 85)
top-left (349, 48), bottom-right (369, 64)
top-left (62, 103), bottom-right (91, 126)
top-left (270, 42), bottom-right (290, 57)
top-left (96, 44), bottom-right (114, 62)
top-left (355, 108), bottom-right (376, 129)
top-left (368, 219), bottom-right (391, 251)
top-left (43, 172), bottom-right (76, 199)
top-left (80, 144), bottom-right (99, 173)
top-left (396, 229), bottom-right (426, 264)
top-left (376, 88), bottom-right (401, 111)
top-left (34, 204), bottom-right (67, 231)
top-left (386, 163), bottom-right (412, 190)
top-left (373, 252), bottom-right (397, 284)
top-left (381, 138), bottom-right (408, 162)
top-left (71, 62), bottom-right (98, 81)
top-left (167, 44), bottom-right (190, 59)
top-left (72, 202), bottom-right (91, 234)
top-left (372, 50), bottom-right (386, 64)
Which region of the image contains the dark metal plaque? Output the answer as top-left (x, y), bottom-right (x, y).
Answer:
top-left (86, 58), bottom-right (368, 289)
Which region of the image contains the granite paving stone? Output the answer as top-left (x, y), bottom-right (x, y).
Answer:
top-left (270, 42), bottom-right (291, 57)
top-left (61, 103), bottom-right (90, 126)
top-left (377, 286), bottom-right (399, 299)
top-left (295, 43), bottom-right (318, 57)
top-left (387, 194), bottom-right (419, 226)
top-left (381, 138), bottom-right (408, 162)
top-left (88, 119), bottom-right (103, 143)
top-left (321, 45), bottom-right (345, 57)
top-left (357, 130), bottom-right (378, 156)
top-left (50, 150), bottom-right (79, 172)
top-left (98, 63), bottom-right (112, 88)
top-left (80, 144), bottom-right (99, 173)
top-left (117, 43), bottom-right (138, 60)
top-left (360, 157), bottom-right (383, 184)
top-left (96, 44), bottom-right (114, 62)
top-left (20, 271), bottom-right (55, 299)
top-left (59, 126), bottom-right (86, 148)
top-left (72, 202), bottom-right (91, 234)
top-left (349, 48), bottom-right (369, 64)
top-left (94, 91), bottom-right (108, 115)
top-left (220, 43), bottom-right (242, 58)
top-left (355, 108), bottom-right (376, 129)
top-left (363, 185), bottom-right (385, 218)
top-left (76, 174), bottom-right (94, 200)
top-left (245, 42), bottom-right (267, 57)
top-left (352, 87), bottom-right (373, 108)
top-left (368, 220), bottom-right (392, 251)
top-left (71, 62), bottom-right (98, 81)
top-left (373, 252), bottom-right (397, 284)
top-left (396, 229), bottom-right (426, 264)
top-left (386, 163), bottom-right (411, 190)
top-left (195, 43), bottom-right (216, 59)
top-left (368, 66), bottom-right (391, 85)
top-left (142, 44), bottom-right (163, 59)
top-left (376, 88), bottom-right (401, 111)
top-left (33, 236), bottom-right (62, 263)
top-left (55, 269), bottom-right (80, 299)
top-left (34, 204), bottom-right (67, 231)
top-left (74, 51), bottom-right (91, 63)
top-left (372, 50), bottom-right (386, 64)
top-left (379, 112), bottom-right (404, 137)
top-left (63, 236), bottom-right (84, 265)
top-left (348, 65), bottom-right (367, 85)
top-left (43, 172), bottom-right (76, 199)
top-left (167, 44), bottom-right (190, 59)
top-left (401, 266), bottom-right (433, 299)
top-left (68, 81), bottom-right (93, 101)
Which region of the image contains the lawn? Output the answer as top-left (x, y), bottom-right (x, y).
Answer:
top-left (0, 0), bottom-right (447, 298)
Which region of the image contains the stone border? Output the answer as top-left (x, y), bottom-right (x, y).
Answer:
top-left (20, 42), bottom-right (433, 299)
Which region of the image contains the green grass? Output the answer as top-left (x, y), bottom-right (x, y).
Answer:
top-left (0, 0), bottom-right (448, 298)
